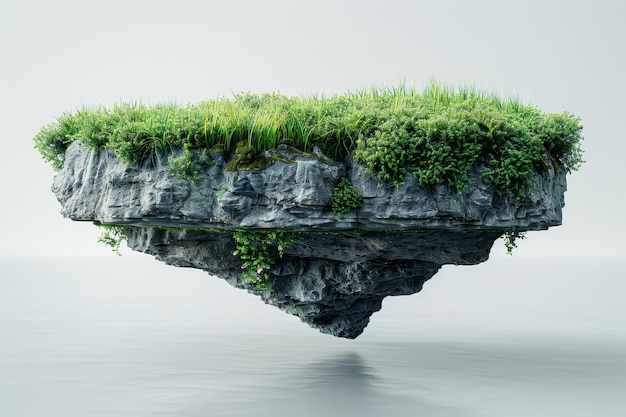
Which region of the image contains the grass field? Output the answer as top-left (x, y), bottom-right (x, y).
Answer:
top-left (34, 81), bottom-right (583, 195)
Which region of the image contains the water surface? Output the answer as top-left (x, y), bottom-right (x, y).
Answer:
top-left (1, 256), bottom-right (624, 416)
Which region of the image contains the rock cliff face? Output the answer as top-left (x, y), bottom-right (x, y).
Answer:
top-left (54, 142), bottom-right (566, 231)
top-left (51, 142), bottom-right (568, 338)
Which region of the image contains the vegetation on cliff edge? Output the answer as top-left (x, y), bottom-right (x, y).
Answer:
top-left (34, 81), bottom-right (583, 196)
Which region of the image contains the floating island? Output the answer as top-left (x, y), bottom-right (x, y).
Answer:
top-left (35, 83), bottom-right (583, 338)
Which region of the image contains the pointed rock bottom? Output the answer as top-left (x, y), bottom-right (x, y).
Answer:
top-left (123, 227), bottom-right (501, 338)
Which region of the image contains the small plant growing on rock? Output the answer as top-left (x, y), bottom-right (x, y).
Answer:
top-left (232, 230), bottom-right (296, 290)
top-left (332, 178), bottom-right (363, 217)
top-left (168, 145), bottom-right (212, 182)
top-left (502, 231), bottom-right (526, 255)
top-left (96, 224), bottom-right (127, 255)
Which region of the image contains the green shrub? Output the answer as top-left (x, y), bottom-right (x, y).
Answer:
top-left (168, 145), bottom-right (213, 182)
top-left (232, 230), bottom-right (297, 290)
top-left (533, 112), bottom-right (585, 172)
top-left (502, 231), bottom-right (526, 255)
top-left (332, 178), bottom-right (363, 217)
top-left (95, 224), bottom-right (127, 255)
top-left (33, 122), bottom-right (70, 170)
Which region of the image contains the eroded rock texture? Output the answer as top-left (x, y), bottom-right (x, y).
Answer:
top-left (124, 227), bottom-right (501, 338)
top-left (53, 142), bottom-right (566, 231)
top-left (50, 142), bottom-right (568, 338)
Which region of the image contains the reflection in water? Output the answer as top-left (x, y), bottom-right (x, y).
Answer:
top-left (283, 352), bottom-right (386, 414)
top-left (251, 352), bottom-right (466, 417)
top-left (172, 350), bottom-right (469, 417)
top-left (294, 352), bottom-right (380, 392)
top-left (160, 338), bottom-right (626, 417)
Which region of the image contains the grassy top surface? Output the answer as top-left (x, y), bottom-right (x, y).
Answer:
top-left (34, 82), bottom-right (583, 196)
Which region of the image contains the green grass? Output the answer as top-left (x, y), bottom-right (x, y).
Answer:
top-left (34, 80), bottom-right (583, 196)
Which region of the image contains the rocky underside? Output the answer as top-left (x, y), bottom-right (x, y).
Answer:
top-left (124, 227), bottom-right (501, 338)
top-left (50, 142), bottom-right (568, 338)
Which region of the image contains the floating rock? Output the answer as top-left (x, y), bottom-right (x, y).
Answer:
top-left (50, 142), bottom-right (568, 338)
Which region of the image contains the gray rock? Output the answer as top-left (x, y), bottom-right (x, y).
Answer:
top-left (53, 142), bottom-right (566, 231)
top-left (123, 227), bottom-right (500, 339)
top-left (50, 142), bottom-right (569, 338)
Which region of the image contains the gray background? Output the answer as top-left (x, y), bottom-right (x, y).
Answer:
top-left (1, 0), bottom-right (624, 259)
top-left (2, 3), bottom-right (625, 415)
